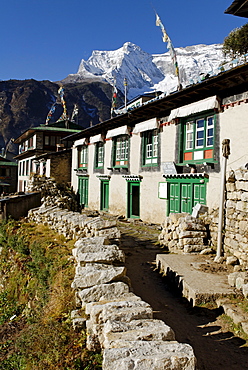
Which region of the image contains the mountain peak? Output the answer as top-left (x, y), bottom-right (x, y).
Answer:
top-left (62, 42), bottom-right (226, 99)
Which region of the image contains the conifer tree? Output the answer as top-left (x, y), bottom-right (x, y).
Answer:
top-left (223, 23), bottom-right (248, 58)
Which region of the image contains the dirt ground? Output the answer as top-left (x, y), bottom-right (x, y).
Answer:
top-left (117, 220), bottom-right (248, 370)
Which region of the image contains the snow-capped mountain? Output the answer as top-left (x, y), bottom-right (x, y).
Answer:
top-left (63, 42), bottom-right (226, 99)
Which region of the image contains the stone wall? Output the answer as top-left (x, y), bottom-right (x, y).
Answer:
top-left (159, 167), bottom-right (248, 268)
top-left (28, 206), bottom-right (196, 369)
top-left (27, 175), bottom-right (79, 211)
top-left (158, 213), bottom-right (209, 254)
top-left (210, 167), bottom-right (248, 267)
top-left (49, 150), bottom-right (72, 184)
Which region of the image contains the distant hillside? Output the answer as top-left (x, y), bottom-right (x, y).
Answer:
top-left (0, 79), bottom-right (120, 155)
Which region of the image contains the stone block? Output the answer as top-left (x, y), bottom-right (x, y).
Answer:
top-left (77, 282), bottom-right (130, 307)
top-left (235, 169), bottom-right (244, 181)
top-left (179, 230), bottom-right (207, 239)
top-left (236, 181), bottom-right (248, 192)
top-left (227, 272), bottom-right (240, 287)
top-left (184, 245), bottom-right (205, 253)
top-left (182, 237), bottom-right (204, 245)
top-left (169, 213), bottom-right (188, 225)
top-left (101, 319), bottom-right (175, 349)
top-left (236, 275), bottom-right (248, 290)
top-left (86, 298), bottom-right (152, 326)
top-left (242, 283), bottom-right (248, 298)
top-left (236, 201), bottom-right (248, 213)
top-left (102, 341), bottom-right (196, 370)
top-left (75, 245), bottom-right (125, 265)
top-left (239, 221), bottom-right (248, 234)
top-left (72, 264), bottom-right (127, 290)
top-left (226, 182), bottom-right (236, 192)
top-left (226, 256), bottom-right (239, 266)
top-left (89, 219), bottom-right (117, 231)
top-left (98, 227), bottom-right (121, 239)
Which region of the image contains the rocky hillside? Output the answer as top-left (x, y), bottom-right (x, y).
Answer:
top-left (0, 79), bottom-right (121, 156)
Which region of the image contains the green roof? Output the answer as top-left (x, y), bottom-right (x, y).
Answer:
top-left (33, 126), bottom-right (81, 133)
top-left (0, 161), bottom-right (17, 166)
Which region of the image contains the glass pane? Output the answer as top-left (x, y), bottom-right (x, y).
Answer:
top-left (207, 116), bottom-right (214, 127)
top-left (207, 137), bottom-right (213, 146)
top-left (186, 122), bottom-right (193, 131)
top-left (197, 131), bottom-right (204, 139)
top-left (196, 119), bottom-right (204, 128)
top-left (146, 143), bottom-right (152, 158)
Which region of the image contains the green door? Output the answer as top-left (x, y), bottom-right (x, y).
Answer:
top-left (181, 183), bottom-right (192, 213)
top-left (169, 183), bottom-right (180, 213)
top-left (100, 180), bottom-right (109, 211)
top-left (127, 182), bottom-right (140, 218)
top-left (78, 177), bottom-right (88, 208)
top-left (193, 183), bottom-right (206, 206)
top-left (168, 179), bottom-right (207, 215)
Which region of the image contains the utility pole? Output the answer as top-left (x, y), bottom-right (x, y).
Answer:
top-left (216, 139), bottom-right (230, 260)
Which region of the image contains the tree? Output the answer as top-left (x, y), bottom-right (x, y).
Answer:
top-left (223, 23), bottom-right (248, 59)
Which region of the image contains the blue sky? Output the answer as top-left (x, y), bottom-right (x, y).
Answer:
top-left (1, 0), bottom-right (247, 81)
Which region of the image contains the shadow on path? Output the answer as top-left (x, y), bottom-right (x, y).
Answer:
top-left (118, 224), bottom-right (248, 370)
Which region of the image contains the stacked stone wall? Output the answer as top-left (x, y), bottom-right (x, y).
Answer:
top-left (159, 213), bottom-right (209, 254)
top-left (209, 167), bottom-right (248, 267)
top-left (27, 175), bottom-right (78, 211)
top-left (27, 206), bottom-right (196, 369)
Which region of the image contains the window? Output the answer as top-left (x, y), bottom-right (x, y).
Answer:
top-left (78, 145), bottom-right (88, 168)
top-left (26, 160), bottom-right (29, 176)
top-left (45, 136), bottom-right (49, 146)
top-left (95, 142), bottom-right (104, 169)
top-left (142, 130), bottom-right (158, 165)
top-left (182, 114), bottom-right (215, 163)
top-left (113, 135), bottom-right (129, 167)
top-left (28, 136), bottom-right (34, 149)
top-left (44, 135), bottom-right (61, 147)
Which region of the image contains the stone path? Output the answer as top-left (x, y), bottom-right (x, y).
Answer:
top-left (117, 219), bottom-right (248, 370)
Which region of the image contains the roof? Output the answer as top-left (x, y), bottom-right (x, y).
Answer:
top-left (14, 125), bottom-right (82, 144)
top-left (225, 0), bottom-right (248, 17)
top-left (0, 161), bottom-right (18, 167)
top-left (66, 62), bottom-right (248, 141)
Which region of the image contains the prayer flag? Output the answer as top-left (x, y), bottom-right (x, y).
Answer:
top-left (111, 81), bottom-right (118, 116)
top-left (155, 13), bottom-right (179, 77)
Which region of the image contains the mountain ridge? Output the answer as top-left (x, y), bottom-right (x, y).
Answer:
top-left (62, 42), bottom-right (225, 99)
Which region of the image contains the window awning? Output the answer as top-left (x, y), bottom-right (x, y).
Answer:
top-left (132, 118), bottom-right (158, 134)
top-left (168, 96), bottom-right (219, 121)
top-left (90, 134), bottom-right (104, 144)
top-left (106, 125), bottom-right (130, 139)
top-left (74, 138), bottom-right (87, 147)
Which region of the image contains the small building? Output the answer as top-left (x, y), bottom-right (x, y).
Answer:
top-left (34, 148), bottom-right (72, 184)
top-left (68, 62), bottom-right (248, 224)
top-left (0, 156), bottom-right (18, 194)
top-left (14, 120), bottom-right (82, 192)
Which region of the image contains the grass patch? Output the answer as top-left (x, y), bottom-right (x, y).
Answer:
top-left (0, 219), bottom-right (102, 369)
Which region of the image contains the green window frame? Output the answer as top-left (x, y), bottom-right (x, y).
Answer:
top-left (95, 142), bottom-right (104, 169)
top-left (113, 135), bottom-right (129, 168)
top-left (181, 113), bottom-right (215, 164)
top-left (78, 145), bottom-right (88, 169)
top-left (142, 129), bottom-right (158, 166)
